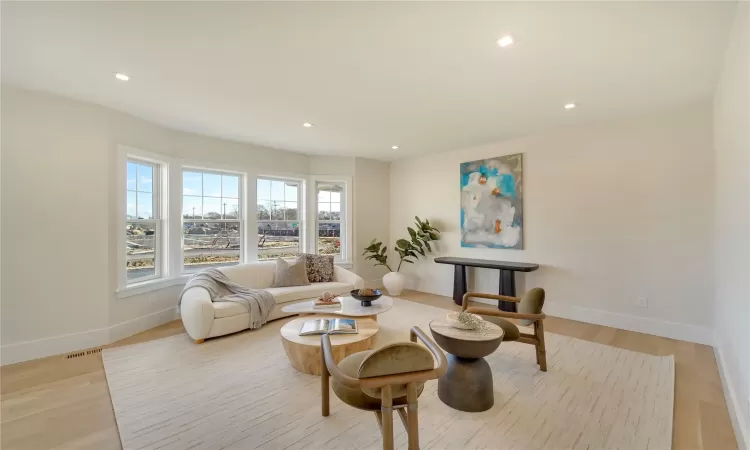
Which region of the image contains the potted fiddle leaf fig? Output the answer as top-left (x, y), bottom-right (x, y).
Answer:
top-left (363, 216), bottom-right (440, 295)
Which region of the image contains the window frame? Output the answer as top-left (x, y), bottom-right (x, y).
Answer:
top-left (256, 175), bottom-right (305, 261)
top-left (117, 147), bottom-right (170, 291)
top-left (308, 175), bottom-right (353, 265)
top-left (181, 167), bottom-right (245, 274)
top-left (126, 158), bottom-right (162, 283)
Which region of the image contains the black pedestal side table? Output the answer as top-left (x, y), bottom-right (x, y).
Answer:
top-left (429, 320), bottom-right (504, 412)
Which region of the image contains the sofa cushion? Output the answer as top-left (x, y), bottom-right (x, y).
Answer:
top-left (299, 253), bottom-right (334, 283)
top-left (212, 281), bottom-right (354, 318)
top-left (213, 302), bottom-right (250, 319)
top-left (271, 257), bottom-right (310, 287)
top-left (219, 261), bottom-right (276, 289)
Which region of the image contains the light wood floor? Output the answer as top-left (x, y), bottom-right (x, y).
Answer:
top-left (0, 291), bottom-right (738, 450)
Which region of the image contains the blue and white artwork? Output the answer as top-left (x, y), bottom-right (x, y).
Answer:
top-left (460, 153), bottom-right (523, 249)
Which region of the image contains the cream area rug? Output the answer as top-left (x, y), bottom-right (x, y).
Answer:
top-left (103, 299), bottom-right (674, 450)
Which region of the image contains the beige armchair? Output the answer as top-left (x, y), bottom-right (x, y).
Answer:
top-left (462, 288), bottom-right (548, 371)
top-left (321, 327), bottom-right (447, 450)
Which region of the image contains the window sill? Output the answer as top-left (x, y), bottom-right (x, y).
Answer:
top-left (335, 262), bottom-right (353, 269)
top-left (116, 276), bottom-right (188, 299)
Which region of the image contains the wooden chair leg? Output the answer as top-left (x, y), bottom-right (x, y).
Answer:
top-left (194, 339), bottom-right (205, 344)
top-left (535, 321), bottom-right (548, 372)
top-left (406, 382), bottom-right (419, 450)
top-left (381, 385), bottom-right (394, 450)
top-left (397, 408), bottom-right (408, 429)
top-left (321, 349), bottom-right (330, 416)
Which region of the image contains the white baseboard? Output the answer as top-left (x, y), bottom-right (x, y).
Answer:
top-left (1, 307), bottom-right (180, 366)
top-left (471, 297), bottom-right (714, 345)
top-left (108, 307), bottom-right (180, 343)
top-left (0, 326), bottom-right (111, 366)
top-left (543, 301), bottom-right (714, 345)
top-left (715, 344), bottom-right (749, 450)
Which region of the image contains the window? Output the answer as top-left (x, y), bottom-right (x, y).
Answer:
top-left (257, 177), bottom-right (301, 261)
top-left (316, 182), bottom-right (345, 260)
top-left (182, 170), bottom-right (242, 273)
top-left (126, 159), bottom-right (161, 283)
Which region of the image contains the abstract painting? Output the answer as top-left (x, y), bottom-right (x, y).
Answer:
top-left (460, 153), bottom-right (523, 249)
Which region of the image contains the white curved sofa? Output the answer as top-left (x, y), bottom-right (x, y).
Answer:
top-left (180, 261), bottom-right (364, 342)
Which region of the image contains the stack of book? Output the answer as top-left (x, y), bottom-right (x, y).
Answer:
top-left (313, 297), bottom-right (341, 308)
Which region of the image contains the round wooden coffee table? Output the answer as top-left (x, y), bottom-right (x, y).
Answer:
top-left (280, 316), bottom-right (379, 376)
top-left (429, 320), bottom-right (504, 412)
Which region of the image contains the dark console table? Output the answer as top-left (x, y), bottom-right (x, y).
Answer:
top-left (434, 257), bottom-right (539, 311)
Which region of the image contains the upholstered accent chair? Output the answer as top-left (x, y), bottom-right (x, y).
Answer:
top-left (462, 288), bottom-right (548, 371)
top-left (320, 327), bottom-right (447, 450)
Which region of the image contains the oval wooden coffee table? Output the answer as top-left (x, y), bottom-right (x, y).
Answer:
top-left (429, 320), bottom-right (504, 412)
top-left (280, 316), bottom-right (379, 376)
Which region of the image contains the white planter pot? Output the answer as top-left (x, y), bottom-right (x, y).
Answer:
top-left (383, 272), bottom-right (407, 296)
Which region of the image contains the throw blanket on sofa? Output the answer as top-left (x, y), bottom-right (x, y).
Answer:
top-left (179, 269), bottom-right (275, 329)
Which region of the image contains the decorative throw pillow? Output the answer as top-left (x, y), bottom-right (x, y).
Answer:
top-left (271, 257), bottom-right (310, 287)
top-left (300, 253), bottom-right (335, 283)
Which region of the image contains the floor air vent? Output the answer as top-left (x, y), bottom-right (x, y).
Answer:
top-left (65, 348), bottom-right (103, 359)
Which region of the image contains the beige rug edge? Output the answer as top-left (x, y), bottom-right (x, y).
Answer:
top-left (103, 298), bottom-right (675, 450)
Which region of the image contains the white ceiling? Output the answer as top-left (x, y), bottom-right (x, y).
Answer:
top-left (1, 2), bottom-right (736, 161)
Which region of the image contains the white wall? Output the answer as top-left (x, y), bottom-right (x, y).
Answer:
top-left (713, 4), bottom-right (749, 448)
top-left (0, 86), bottom-right (390, 364)
top-left (2, 86), bottom-right (112, 349)
top-left (0, 86), bottom-right (310, 363)
top-left (309, 155), bottom-right (355, 176)
top-left (308, 155), bottom-right (390, 286)
top-left (354, 157), bottom-right (390, 286)
top-left (390, 105), bottom-right (716, 344)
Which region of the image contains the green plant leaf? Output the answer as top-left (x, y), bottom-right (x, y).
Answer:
top-left (424, 241), bottom-right (432, 252)
top-left (407, 227), bottom-right (416, 238)
top-left (396, 238), bottom-right (411, 249)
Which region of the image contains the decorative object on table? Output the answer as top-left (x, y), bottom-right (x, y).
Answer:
top-left (313, 291), bottom-right (341, 308)
top-left (462, 288), bottom-right (548, 371)
top-left (460, 153), bottom-right (523, 249)
top-left (321, 326), bottom-right (447, 450)
top-left (429, 320), bottom-right (504, 412)
top-left (299, 253), bottom-right (335, 282)
top-left (363, 217), bottom-right (440, 296)
top-left (444, 311), bottom-right (490, 334)
top-left (282, 294), bottom-right (394, 319)
top-left (299, 318), bottom-right (358, 336)
top-left (434, 256), bottom-right (539, 311)
top-left (350, 288), bottom-right (383, 306)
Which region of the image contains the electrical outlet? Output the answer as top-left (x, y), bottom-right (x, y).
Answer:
top-left (636, 296), bottom-right (648, 308)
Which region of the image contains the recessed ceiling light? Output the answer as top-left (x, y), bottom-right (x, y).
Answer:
top-left (114, 73), bottom-right (130, 81)
top-left (392, 145), bottom-right (399, 150)
top-left (564, 103), bottom-right (577, 110)
top-left (497, 35), bottom-right (514, 48)
top-left (303, 122), bottom-right (313, 128)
